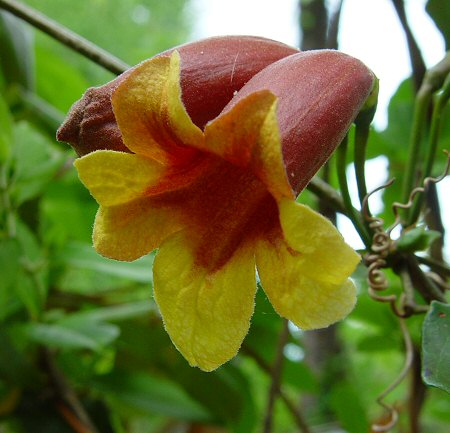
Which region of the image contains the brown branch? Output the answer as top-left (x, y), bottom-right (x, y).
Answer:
top-left (390, 0), bottom-right (426, 91)
top-left (299, 0), bottom-right (327, 50)
top-left (243, 346), bottom-right (312, 433)
top-left (415, 255), bottom-right (450, 277)
top-left (306, 176), bottom-right (348, 216)
top-left (326, 0), bottom-right (343, 49)
top-left (263, 319), bottom-right (290, 433)
top-left (56, 403), bottom-right (93, 433)
top-left (425, 182), bottom-right (446, 267)
top-left (404, 255), bottom-right (447, 303)
top-left (43, 349), bottom-right (100, 433)
top-left (0, 0), bottom-right (129, 75)
top-left (408, 346), bottom-right (427, 433)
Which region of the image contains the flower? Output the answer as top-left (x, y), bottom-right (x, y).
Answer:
top-left (58, 37), bottom-right (375, 371)
top-left (57, 36), bottom-right (299, 156)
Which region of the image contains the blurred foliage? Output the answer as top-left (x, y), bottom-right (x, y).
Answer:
top-left (0, 0), bottom-right (449, 432)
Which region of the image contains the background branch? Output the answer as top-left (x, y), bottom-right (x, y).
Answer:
top-left (263, 319), bottom-right (290, 433)
top-left (391, 0), bottom-right (426, 90)
top-left (0, 0), bottom-right (129, 75)
top-left (243, 346), bottom-right (312, 433)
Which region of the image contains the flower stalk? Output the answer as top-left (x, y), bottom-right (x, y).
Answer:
top-left (336, 134), bottom-right (371, 247)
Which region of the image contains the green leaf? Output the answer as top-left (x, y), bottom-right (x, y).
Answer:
top-left (0, 238), bottom-right (23, 321)
top-left (91, 370), bottom-right (211, 421)
top-left (330, 381), bottom-right (369, 433)
top-left (13, 218), bottom-right (48, 318)
top-left (34, 44), bottom-right (89, 112)
top-left (0, 93), bottom-right (12, 162)
top-left (11, 121), bottom-right (66, 205)
top-left (422, 301), bottom-right (450, 392)
top-left (25, 320), bottom-right (119, 352)
top-left (0, 237), bottom-right (20, 292)
top-left (426, 0), bottom-right (450, 49)
top-left (396, 227), bottom-right (441, 252)
top-left (60, 301), bottom-right (155, 323)
top-left (164, 360), bottom-right (257, 432)
top-left (55, 241), bottom-right (154, 283)
top-left (0, 12), bottom-right (34, 90)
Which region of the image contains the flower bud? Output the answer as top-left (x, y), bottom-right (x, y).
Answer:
top-left (223, 50), bottom-right (376, 194)
top-left (57, 36), bottom-right (298, 156)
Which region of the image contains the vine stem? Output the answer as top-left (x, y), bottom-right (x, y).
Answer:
top-left (263, 319), bottom-right (289, 433)
top-left (336, 134), bottom-right (371, 247)
top-left (409, 72), bottom-right (450, 224)
top-left (402, 52), bottom-right (450, 225)
top-left (243, 345), bottom-right (312, 433)
top-left (0, 0), bottom-right (129, 75)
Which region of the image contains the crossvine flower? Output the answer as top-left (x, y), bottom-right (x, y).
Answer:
top-left (58, 36), bottom-right (375, 371)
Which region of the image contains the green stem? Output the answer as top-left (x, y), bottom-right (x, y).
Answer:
top-left (401, 86), bottom-right (431, 212)
top-left (408, 72), bottom-right (450, 224)
top-left (0, 0), bottom-right (129, 75)
top-left (354, 77), bottom-right (379, 212)
top-left (0, 163), bottom-right (16, 237)
top-left (402, 52), bottom-right (450, 225)
top-left (415, 254), bottom-right (450, 277)
top-left (336, 134), bottom-right (371, 248)
top-left (307, 176), bottom-right (347, 216)
top-left (353, 123), bottom-right (370, 207)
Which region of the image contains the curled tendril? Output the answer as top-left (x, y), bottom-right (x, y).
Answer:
top-left (390, 149), bottom-right (450, 232)
top-left (362, 150), bottom-right (450, 315)
top-left (363, 151), bottom-right (449, 432)
top-left (362, 180), bottom-right (398, 307)
top-left (371, 318), bottom-right (414, 432)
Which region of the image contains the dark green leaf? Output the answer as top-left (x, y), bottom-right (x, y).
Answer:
top-left (25, 320), bottom-right (119, 352)
top-left (34, 44), bottom-right (89, 112)
top-left (91, 370), bottom-right (211, 421)
top-left (11, 121), bottom-right (66, 205)
top-left (0, 12), bottom-right (34, 89)
top-left (0, 237), bottom-right (21, 292)
top-left (422, 301), bottom-right (450, 392)
top-left (330, 381), bottom-right (369, 433)
top-left (0, 93), bottom-right (12, 161)
top-left (55, 241), bottom-right (154, 283)
top-left (396, 227), bottom-right (441, 252)
top-left (0, 238), bottom-right (23, 321)
top-left (426, 0), bottom-right (450, 49)
top-left (61, 301), bottom-right (155, 323)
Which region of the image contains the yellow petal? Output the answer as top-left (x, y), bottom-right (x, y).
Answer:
top-left (153, 231), bottom-right (256, 371)
top-left (278, 198), bottom-right (360, 284)
top-left (93, 198), bottom-right (182, 261)
top-left (74, 150), bottom-right (166, 206)
top-left (112, 51), bottom-right (203, 164)
top-left (204, 91), bottom-right (293, 199)
top-left (256, 234), bottom-right (357, 330)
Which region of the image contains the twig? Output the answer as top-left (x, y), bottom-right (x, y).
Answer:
top-left (401, 53), bottom-right (450, 224)
top-left (299, 0), bottom-right (327, 50)
top-left (404, 254), bottom-right (446, 304)
top-left (43, 349), bottom-right (100, 433)
top-left (391, 0), bottom-right (426, 91)
top-left (0, 0), bottom-right (129, 75)
top-left (242, 346), bottom-right (312, 433)
top-left (408, 346), bottom-right (427, 433)
top-left (372, 318), bottom-right (414, 432)
top-left (56, 403), bottom-right (93, 433)
top-left (263, 319), bottom-right (290, 433)
top-left (415, 255), bottom-right (450, 277)
top-left (325, 0), bottom-right (342, 49)
top-left (307, 176), bottom-right (347, 216)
